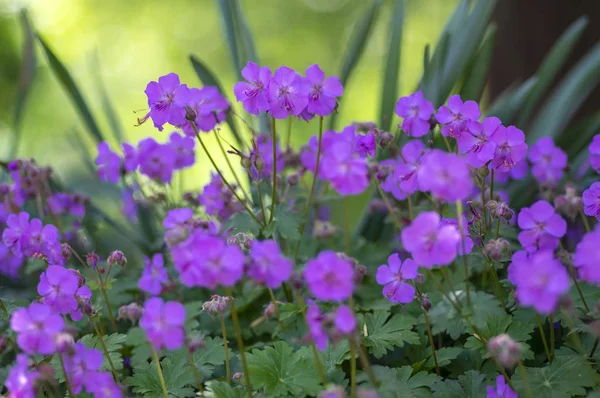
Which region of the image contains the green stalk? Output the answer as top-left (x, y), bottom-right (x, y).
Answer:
top-left (548, 315), bottom-right (555, 361)
top-left (151, 346), bottom-right (169, 398)
top-left (518, 360), bottom-right (533, 398)
top-left (580, 209), bottom-right (592, 232)
top-left (214, 131), bottom-right (251, 204)
top-left (456, 200), bottom-right (471, 307)
top-left (350, 339), bottom-right (357, 398)
top-left (254, 173), bottom-right (268, 225)
top-left (192, 123), bottom-right (264, 226)
top-left (99, 286), bottom-right (117, 333)
top-left (535, 313), bottom-right (551, 363)
top-left (267, 287), bottom-right (285, 331)
top-left (293, 116), bottom-right (324, 259)
top-left (224, 288), bottom-right (253, 397)
top-left (219, 315), bottom-right (231, 384)
top-left (286, 117), bottom-right (293, 149)
top-left (59, 354), bottom-right (75, 397)
top-left (90, 316), bottom-right (118, 379)
top-left (296, 293), bottom-right (327, 385)
top-left (407, 194), bottom-right (414, 220)
top-left (414, 284), bottom-right (439, 375)
top-left (344, 197), bottom-right (351, 254)
top-left (269, 117), bottom-right (278, 224)
top-left (187, 350), bottom-right (206, 397)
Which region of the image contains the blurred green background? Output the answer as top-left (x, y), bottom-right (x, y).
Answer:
top-left (0, 0), bottom-right (457, 191)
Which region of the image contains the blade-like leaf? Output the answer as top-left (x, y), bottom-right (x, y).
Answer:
top-left (215, 0), bottom-right (242, 76)
top-left (460, 24), bottom-right (497, 102)
top-left (517, 16), bottom-right (588, 127)
top-left (91, 52), bottom-right (125, 142)
top-left (11, 10), bottom-right (37, 156)
top-left (486, 76), bottom-right (537, 124)
top-left (378, 0), bottom-right (404, 133)
top-left (329, 0), bottom-right (382, 129)
top-left (528, 41), bottom-right (600, 144)
top-left (68, 129), bottom-right (97, 175)
top-left (189, 55), bottom-right (244, 147)
top-left (37, 34), bottom-right (105, 144)
top-left (557, 111), bottom-right (600, 159)
top-left (421, 33), bottom-right (450, 106)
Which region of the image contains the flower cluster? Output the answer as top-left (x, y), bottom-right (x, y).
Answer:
top-left (38, 265), bottom-right (92, 321)
top-left (140, 297), bottom-right (186, 350)
top-left (306, 301), bottom-right (356, 350)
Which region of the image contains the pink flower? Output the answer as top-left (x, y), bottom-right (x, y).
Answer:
top-left (417, 150), bottom-right (474, 203)
top-left (529, 137), bottom-right (567, 185)
top-left (517, 201), bottom-right (566, 252)
top-left (234, 62), bottom-right (271, 115)
top-left (395, 91), bottom-right (434, 137)
top-left (304, 251), bottom-right (355, 302)
top-left (144, 73), bottom-right (187, 131)
top-left (248, 240), bottom-right (293, 288)
top-left (376, 254), bottom-right (418, 303)
top-left (140, 297), bottom-right (186, 350)
top-left (435, 94), bottom-right (480, 139)
top-left (490, 125), bottom-right (528, 172)
top-left (305, 64), bottom-right (343, 117)
top-left (267, 66), bottom-right (309, 119)
top-left (458, 117), bottom-right (501, 167)
top-left (582, 182), bottom-right (600, 221)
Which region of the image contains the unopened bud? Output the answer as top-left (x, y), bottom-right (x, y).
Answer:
top-left (60, 243), bottom-right (71, 262)
top-left (290, 272), bottom-right (304, 291)
top-left (202, 295), bottom-right (232, 316)
top-left (313, 220), bottom-right (338, 239)
top-left (187, 337), bottom-right (205, 353)
top-left (485, 200), bottom-right (498, 212)
top-left (420, 295), bottom-right (432, 311)
top-left (414, 274), bottom-right (425, 285)
top-left (185, 106), bottom-right (197, 121)
top-left (240, 156), bottom-right (253, 169)
top-left (478, 166), bottom-right (489, 178)
top-left (484, 239), bottom-right (509, 261)
top-left (86, 252), bottom-right (99, 269)
top-left (287, 173), bottom-right (299, 186)
top-left (264, 302), bottom-right (277, 319)
top-left (54, 332), bottom-right (75, 353)
top-left (107, 250), bottom-right (127, 267)
top-left (318, 385), bottom-right (347, 398)
top-left (254, 154), bottom-right (265, 171)
top-left (232, 372), bottom-right (244, 383)
top-left (487, 334), bottom-right (521, 368)
top-left (376, 131), bottom-right (394, 149)
top-left (117, 303), bottom-right (143, 324)
top-left (494, 202), bottom-right (513, 221)
top-left (354, 265), bottom-right (367, 285)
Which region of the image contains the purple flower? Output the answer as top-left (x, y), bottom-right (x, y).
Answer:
top-left (169, 132), bottom-right (195, 169)
top-left (234, 62), bottom-right (272, 115)
top-left (164, 208), bottom-right (194, 229)
top-left (300, 130), bottom-right (337, 176)
top-left (401, 211), bottom-right (460, 267)
top-left (490, 126), bottom-right (528, 172)
top-left (267, 66), bottom-right (309, 119)
top-left (63, 342), bottom-right (103, 394)
top-left (458, 117), bottom-right (501, 167)
top-left (334, 305), bottom-right (356, 334)
top-left (376, 254), bottom-right (418, 303)
top-left (356, 133), bottom-right (376, 158)
top-left (0, 244), bottom-right (24, 278)
top-left (582, 182), bottom-right (600, 221)
top-left (70, 284), bottom-right (92, 322)
top-left (573, 229), bottom-right (600, 285)
top-left (144, 73), bottom-right (186, 131)
top-left (435, 94), bottom-right (480, 139)
top-left (47, 193), bottom-right (87, 218)
top-left (517, 201), bottom-right (566, 252)
top-left (248, 240), bottom-right (293, 288)
top-left (417, 150), bottom-right (474, 202)
top-left (486, 375), bottom-right (517, 398)
top-left (37, 266), bottom-right (79, 314)
top-left (306, 301), bottom-right (327, 350)
top-left (395, 91), bottom-right (434, 137)
top-left (178, 86), bottom-right (229, 134)
top-left (199, 173), bottom-right (242, 221)
top-left (253, 134), bottom-right (285, 178)
top-left (10, 302), bottom-right (64, 354)
top-left (442, 217), bottom-right (474, 255)
top-left (137, 138), bottom-right (177, 183)
top-left (3, 212), bottom-right (33, 255)
top-left (508, 250), bottom-right (569, 314)
top-left (138, 253), bottom-right (168, 296)
top-left (529, 137), bottom-right (567, 185)
top-left (171, 231), bottom-right (244, 288)
top-left (121, 142), bottom-right (138, 172)
top-left (304, 64), bottom-right (343, 117)
top-left (95, 142), bottom-right (121, 184)
top-left (589, 134), bottom-right (600, 173)
top-left (319, 132), bottom-right (369, 196)
top-left (140, 297), bottom-right (186, 350)
top-left (86, 371), bottom-right (123, 398)
top-left (304, 250), bottom-right (355, 302)
top-left (121, 188), bottom-right (138, 222)
top-left (5, 354), bottom-right (39, 398)
top-left (392, 140), bottom-right (428, 196)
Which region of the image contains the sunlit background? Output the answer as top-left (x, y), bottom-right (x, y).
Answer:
top-left (0, 0), bottom-right (457, 193)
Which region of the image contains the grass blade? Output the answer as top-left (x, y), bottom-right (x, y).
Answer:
top-left (189, 54), bottom-right (244, 147)
top-left (460, 24), bottom-right (497, 102)
top-left (11, 10), bottom-right (37, 157)
top-left (215, 0), bottom-right (242, 76)
top-left (557, 111), bottom-right (600, 159)
top-left (378, 0), bottom-right (404, 133)
top-left (516, 16), bottom-right (588, 127)
top-left (90, 53), bottom-right (125, 143)
top-left (330, 0), bottom-right (382, 129)
top-left (67, 129), bottom-right (97, 176)
top-left (527, 41), bottom-right (600, 144)
top-left (486, 77), bottom-right (537, 124)
top-left (37, 34), bottom-right (105, 144)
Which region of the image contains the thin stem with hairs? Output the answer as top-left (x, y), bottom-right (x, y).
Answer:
top-left (295, 293), bottom-right (327, 385)
top-left (214, 130), bottom-right (251, 204)
top-left (224, 288), bottom-right (253, 397)
top-left (269, 117), bottom-right (278, 224)
top-left (151, 346), bottom-right (169, 398)
top-left (219, 315), bottom-right (231, 384)
top-left (535, 313), bottom-right (551, 363)
top-left (456, 200), bottom-right (471, 307)
top-left (90, 316), bottom-right (118, 379)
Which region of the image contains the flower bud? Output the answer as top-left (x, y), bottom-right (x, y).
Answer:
top-left (202, 295), bottom-right (232, 316)
top-left (290, 272), bottom-right (304, 291)
top-left (240, 156), bottom-right (253, 169)
top-left (318, 385), bottom-right (347, 398)
top-left (86, 252), bottom-right (99, 269)
top-left (357, 388), bottom-right (380, 398)
top-left (313, 220), bottom-right (338, 239)
top-left (254, 154), bottom-right (265, 171)
top-left (107, 250), bottom-right (127, 267)
top-left (484, 239), bottom-right (510, 261)
top-left (264, 302), bottom-right (276, 319)
top-left (354, 264), bottom-right (367, 285)
top-left (494, 202), bottom-right (513, 222)
top-left (487, 334), bottom-right (521, 368)
top-left (376, 131), bottom-right (394, 149)
top-left (60, 243), bottom-right (72, 262)
top-left (477, 165), bottom-right (490, 178)
top-left (554, 184), bottom-right (582, 220)
top-left (117, 303), bottom-right (143, 324)
top-left (55, 332), bottom-right (75, 353)
top-left (420, 295), bottom-right (432, 311)
top-left (232, 372), bottom-right (244, 383)
top-left (485, 200), bottom-right (498, 212)
top-left (184, 106), bottom-right (197, 121)
top-left (287, 173), bottom-right (299, 186)
top-left (414, 274), bottom-right (425, 285)
top-left (187, 337), bottom-right (205, 353)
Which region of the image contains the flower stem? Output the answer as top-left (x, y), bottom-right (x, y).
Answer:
top-left (518, 360), bottom-right (533, 398)
top-left (224, 289), bottom-right (252, 397)
top-left (567, 264), bottom-right (590, 313)
top-left (59, 353), bottom-right (75, 397)
top-left (580, 209), bottom-right (592, 232)
top-left (442, 135), bottom-right (452, 152)
top-left (407, 194), bottom-right (414, 220)
top-left (357, 343), bottom-right (378, 387)
top-left (456, 200), bottom-right (471, 307)
top-left (187, 350), bottom-right (206, 397)
top-left (548, 315), bottom-right (555, 361)
top-left (374, 178), bottom-right (403, 228)
top-left (296, 293), bottom-right (327, 385)
top-left (286, 117), bottom-right (293, 149)
top-left (99, 285), bottom-right (117, 333)
top-left (490, 169), bottom-right (495, 205)
top-left (267, 287), bottom-right (285, 332)
top-left (193, 124), bottom-right (264, 226)
top-left (495, 218), bottom-right (501, 240)
top-left (90, 316), bottom-right (118, 379)
top-left (219, 315), bottom-right (231, 384)
top-left (214, 130), bottom-right (251, 205)
top-left (415, 284), bottom-right (439, 375)
top-left (344, 197), bottom-right (351, 254)
top-left (561, 308), bottom-right (585, 355)
top-left (535, 313), bottom-right (551, 363)
top-left (254, 173), bottom-right (268, 225)
top-left (350, 339), bottom-right (357, 398)
top-left (293, 116), bottom-right (324, 260)
top-left (492, 357), bottom-right (516, 391)
top-left (590, 338), bottom-right (599, 357)
top-left (269, 117), bottom-right (278, 224)
top-left (151, 346), bottom-right (169, 398)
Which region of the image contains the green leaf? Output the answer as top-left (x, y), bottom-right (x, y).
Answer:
top-left (126, 350), bottom-right (195, 398)
top-left (189, 55), bottom-right (244, 147)
top-left (79, 333), bottom-right (127, 371)
top-left (91, 52), bottom-right (125, 142)
top-left (378, 0), bottom-right (404, 132)
top-left (485, 77), bottom-right (537, 124)
top-left (192, 337), bottom-right (226, 379)
top-left (528, 40), bottom-right (600, 144)
top-left (215, 0), bottom-right (242, 75)
top-left (329, 0), bottom-right (382, 129)
top-left (464, 315), bottom-right (535, 360)
top-left (362, 310), bottom-right (420, 358)
top-left (511, 354), bottom-right (597, 398)
top-left (246, 341), bottom-right (321, 397)
top-left (361, 365), bottom-right (441, 397)
top-left (459, 24), bottom-right (496, 102)
top-left (222, 211), bottom-right (261, 236)
top-left (205, 381), bottom-right (247, 398)
top-left (37, 34), bottom-right (105, 144)
top-left (269, 205), bottom-right (303, 240)
top-left (126, 327), bottom-right (152, 365)
top-left (11, 10), bottom-right (37, 156)
top-left (517, 16), bottom-right (588, 127)
top-left (557, 111), bottom-right (600, 159)
top-left (319, 340), bottom-right (350, 376)
top-left (68, 129), bottom-right (97, 175)
top-left (425, 347), bottom-right (463, 368)
top-left (432, 370), bottom-right (487, 398)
